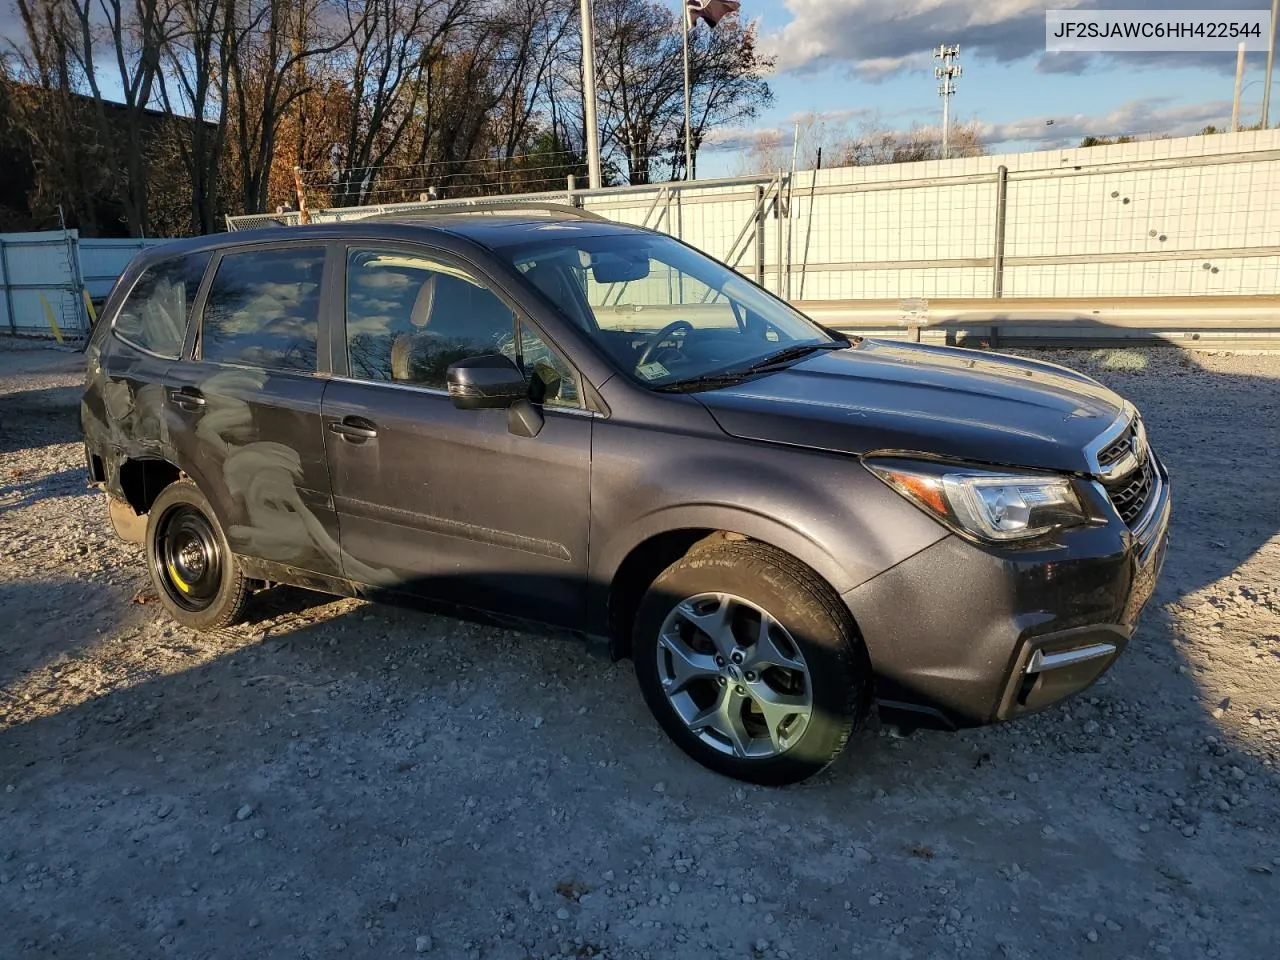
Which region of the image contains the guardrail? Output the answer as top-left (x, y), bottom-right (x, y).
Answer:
top-left (802, 295), bottom-right (1280, 349)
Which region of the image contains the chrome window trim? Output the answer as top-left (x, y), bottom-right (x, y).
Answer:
top-left (195, 358), bottom-right (323, 378)
top-left (111, 329), bottom-right (181, 362)
top-left (327, 374), bottom-right (600, 417)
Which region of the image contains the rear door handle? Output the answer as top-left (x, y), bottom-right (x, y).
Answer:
top-left (167, 387), bottom-right (205, 409)
top-left (327, 416), bottom-right (378, 441)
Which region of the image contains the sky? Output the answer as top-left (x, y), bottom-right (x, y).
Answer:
top-left (699, 0), bottom-right (1278, 174)
top-left (2, 0), bottom-right (1276, 178)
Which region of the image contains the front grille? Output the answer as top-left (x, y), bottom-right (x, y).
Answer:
top-left (1096, 431), bottom-right (1132, 469)
top-left (1094, 418), bottom-right (1156, 527)
top-left (1102, 449), bottom-right (1154, 526)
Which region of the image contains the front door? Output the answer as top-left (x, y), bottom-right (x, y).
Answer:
top-left (322, 244), bottom-right (592, 628)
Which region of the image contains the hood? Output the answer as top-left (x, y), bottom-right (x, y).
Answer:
top-left (696, 339), bottom-right (1128, 474)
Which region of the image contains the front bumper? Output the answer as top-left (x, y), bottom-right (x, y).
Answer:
top-left (842, 454), bottom-right (1171, 728)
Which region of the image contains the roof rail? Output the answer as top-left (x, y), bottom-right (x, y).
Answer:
top-left (363, 200), bottom-right (611, 224)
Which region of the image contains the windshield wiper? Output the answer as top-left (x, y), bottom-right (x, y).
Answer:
top-left (653, 341), bottom-right (848, 393)
top-left (653, 371), bottom-right (757, 393)
top-left (736, 339), bottom-right (849, 374)
top-left (652, 339), bottom-right (850, 394)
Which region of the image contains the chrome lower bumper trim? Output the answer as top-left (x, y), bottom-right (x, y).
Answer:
top-left (1026, 642), bottom-right (1118, 674)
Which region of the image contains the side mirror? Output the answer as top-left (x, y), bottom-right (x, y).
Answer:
top-left (446, 354), bottom-right (528, 410)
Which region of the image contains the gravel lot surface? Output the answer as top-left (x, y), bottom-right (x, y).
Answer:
top-left (2, 339), bottom-right (1278, 960)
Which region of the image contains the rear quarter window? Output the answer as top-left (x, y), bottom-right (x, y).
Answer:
top-left (112, 252), bottom-right (212, 358)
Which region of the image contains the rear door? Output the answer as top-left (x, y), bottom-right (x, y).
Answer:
top-left (164, 242), bottom-right (345, 580)
top-left (321, 243), bottom-right (593, 627)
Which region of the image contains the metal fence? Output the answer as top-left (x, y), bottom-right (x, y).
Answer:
top-left (0, 231), bottom-right (161, 340)
top-left (228, 129), bottom-right (1280, 304)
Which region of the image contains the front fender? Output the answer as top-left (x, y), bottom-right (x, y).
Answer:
top-left (594, 502), bottom-right (855, 602)
top-left (586, 421), bottom-right (951, 638)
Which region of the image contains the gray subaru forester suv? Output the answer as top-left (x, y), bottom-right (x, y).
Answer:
top-left (81, 205), bottom-right (1170, 784)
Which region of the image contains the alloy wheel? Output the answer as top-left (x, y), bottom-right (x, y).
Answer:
top-left (655, 592), bottom-right (813, 759)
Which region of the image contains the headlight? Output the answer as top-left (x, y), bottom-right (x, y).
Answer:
top-left (863, 457), bottom-right (1089, 543)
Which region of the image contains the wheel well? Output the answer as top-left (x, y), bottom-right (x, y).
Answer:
top-left (118, 458), bottom-right (181, 515)
top-left (608, 528), bottom-right (748, 659)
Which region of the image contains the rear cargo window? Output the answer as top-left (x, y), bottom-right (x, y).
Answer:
top-left (113, 252), bottom-right (211, 358)
top-left (200, 247), bottom-right (325, 372)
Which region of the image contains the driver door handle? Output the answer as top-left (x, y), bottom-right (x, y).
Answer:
top-left (328, 416), bottom-right (378, 441)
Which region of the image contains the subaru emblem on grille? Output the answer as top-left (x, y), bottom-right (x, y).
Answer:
top-left (1131, 421), bottom-right (1147, 462)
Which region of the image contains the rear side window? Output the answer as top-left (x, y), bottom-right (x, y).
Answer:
top-left (200, 247), bottom-right (325, 372)
top-left (113, 253), bottom-right (211, 358)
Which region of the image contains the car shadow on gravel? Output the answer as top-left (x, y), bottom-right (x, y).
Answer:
top-left (0, 468), bottom-right (95, 514)
top-left (0, 389), bottom-right (82, 455)
top-left (0, 578), bottom-right (148, 691)
top-left (1, 570), bottom-right (1277, 959)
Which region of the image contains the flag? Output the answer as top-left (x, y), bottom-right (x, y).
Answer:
top-left (686, 0), bottom-right (740, 29)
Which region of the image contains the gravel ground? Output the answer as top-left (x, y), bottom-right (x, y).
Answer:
top-left (1, 339), bottom-right (1278, 960)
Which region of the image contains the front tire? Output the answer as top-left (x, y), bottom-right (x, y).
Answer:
top-left (145, 480), bottom-right (250, 631)
top-left (633, 538), bottom-right (872, 785)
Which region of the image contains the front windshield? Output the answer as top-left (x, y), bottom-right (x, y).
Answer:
top-left (498, 231), bottom-right (840, 388)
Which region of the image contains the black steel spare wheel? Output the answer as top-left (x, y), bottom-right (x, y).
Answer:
top-left (155, 506), bottom-right (222, 611)
top-left (144, 479), bottom-right (250, 631)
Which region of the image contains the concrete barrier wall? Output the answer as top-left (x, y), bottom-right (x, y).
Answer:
top-left (0, 231), bottom-right (162, 338)
top-left (233, 129), bottom-right (1280, 306)
top-left (17, 132), bottom-right (1268, 342)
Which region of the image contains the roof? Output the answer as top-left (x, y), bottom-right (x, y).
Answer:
top-left (126, 211), bottom-right (655, 266)
top-left (380, 213), bottom-right (651, 248)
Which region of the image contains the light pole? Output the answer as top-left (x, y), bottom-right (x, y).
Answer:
top-left (579, 0), bottom-right (602, 189)
top-left (934, 44), bottom-right (962, 159)
top-left (1233, 41), bottom-right (1246, 131)
top-left (1264, 0), bottom-right (1278, 127)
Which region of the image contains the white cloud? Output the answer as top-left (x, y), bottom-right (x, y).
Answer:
top-left (978, 96), bottom-right (1233, 145)
top-left (763, 0), bottom-right (1260, 76)
top-left (708, 96), bottom-right (1233, 159)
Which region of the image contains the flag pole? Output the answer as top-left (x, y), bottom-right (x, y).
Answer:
top-left (580, 0), bottom-right (602, 189)
top-left (682, 6), bottom-right (694, 180)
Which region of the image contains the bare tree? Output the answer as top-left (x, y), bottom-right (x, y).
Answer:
top-left (490, 0), bottom-right (575, 168)
top-left (157, 0), bottom-right (274, 232)
top-left (590, 0), bottom-right (682, 184)
top-left (7, 1), bottom-right (107, 231)
top-left (733, 112), bottom-right (849, 177)
top-left (835, 116), bottom-right (986, 166)
top-left (574, 0), bottom-right (773, 185)
top-left (683, 17), bottom-right (773, 179)
top-left (326, 0), bottom-right (471, 206)
top-left (16, 0), bottom-right (175, 235)
top-left (228, 0), bottom-right (356, 215)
